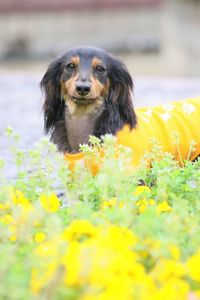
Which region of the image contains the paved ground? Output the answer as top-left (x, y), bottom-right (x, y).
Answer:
top-left (1, 69), bottom-right (200, 178)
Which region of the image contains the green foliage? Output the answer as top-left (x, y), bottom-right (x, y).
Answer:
top-left (1, 128), bottom-right (200, 299)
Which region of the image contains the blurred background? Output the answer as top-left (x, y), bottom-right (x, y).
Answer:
top-left (0, 0), bottom-right (200, 177)
top-left (1, 0), bottom-right (200, 75)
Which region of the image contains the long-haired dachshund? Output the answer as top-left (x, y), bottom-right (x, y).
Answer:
top-left (41, 46), bottom-right (137, 153)
top-left (41, 46), bottom-right (200, 166)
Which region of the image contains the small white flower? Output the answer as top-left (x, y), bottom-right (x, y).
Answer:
top-left (161, 112), bottom-right (171, 121)
top-left (144, 109), bottom-right (153, 117)
top-left (163, 104), bottom-right (174, 111)
top-left (182, 103), bottom-right (195, 114)
top-left (187, 180), bottom-right (197, 189)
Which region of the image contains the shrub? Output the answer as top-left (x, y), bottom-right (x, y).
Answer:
top-left (1, 128), bottom-right (200, 300)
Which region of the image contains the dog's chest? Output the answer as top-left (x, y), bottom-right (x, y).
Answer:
top-left (65, 113), bottom-right (97, 152)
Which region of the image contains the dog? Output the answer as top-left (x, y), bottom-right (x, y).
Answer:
top-left (41, 46), bottom-right (137, 154)
top-left (41, 46), bottom-right (200, 167)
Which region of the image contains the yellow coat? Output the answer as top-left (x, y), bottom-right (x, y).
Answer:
top-left (65, 97), bottom-right (200, 169)
top-left (117, 97), bottom-right (200, 166)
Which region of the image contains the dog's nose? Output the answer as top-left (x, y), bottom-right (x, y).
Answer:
top-left (76, 82), bottom-right (91, 96)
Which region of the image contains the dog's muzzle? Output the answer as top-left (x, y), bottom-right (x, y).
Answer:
top-left (76, 81), bottom-right (91, 96)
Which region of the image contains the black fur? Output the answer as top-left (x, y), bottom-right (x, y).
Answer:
top-left (41, 57), bottom-right (65, 133)
top-left (94, 56), bottom-right (136, 138)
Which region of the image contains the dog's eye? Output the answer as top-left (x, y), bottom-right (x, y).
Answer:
top-left (66, 63), bottom-right (76, 70)
top-left (96, 65), bottom-right (106, 73)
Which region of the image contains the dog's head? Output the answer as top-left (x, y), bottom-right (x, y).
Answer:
top-left (41, 46), bottom-right (137, 135)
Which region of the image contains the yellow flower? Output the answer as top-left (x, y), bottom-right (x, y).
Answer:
top-left (155, 278), bottom-right (189, 300)
top-left (118, 202), bottom-right (125, 209)
top-left (168, 245), bottom-right (181, 260)
top-left (0, 214), bottom-right (14, 225)
top-left (134, 185), bottom-right (151, 196)
top-left (12, 190), bottom-right (33, 213)
top-left (100, 198), bottom-right (124, 209)
top-left (152, 259), bottom-right (186, 283)
top-left (157, 201), bottom-right (172, 215)
top-left (101, 198), bottom-right (117, 209)
top-left (34, 232), bottom-right (46, 243)
top-left (136, 199), bottom-right (148, 213)
top-left (62, 241), bottom-right (81, 286)
top-left (8, 225), bottom-right (17, 242)
top-left (98, 276), bottom-right (134, 300)
top-left (39, 193), bottom-right (60, 213)
top-left (62, 223), bottom-right (139, 290)
top-left (31, 268), bottom-right (43, 294)
top-left (0, 203), bottom-right (10, 210)
top-left (187, 250), bottom-right (200, 281)
top-left (149, 199), bottom-right (156, 206)
top-left (31, 261), bottom-right (58, 294)
top-left (9, 235), bottom-right (17, 242)
top-left (63, 220), bottom-right (97, 241)
top-left (134, 186), bottom-right (153, 214)
top-left (103, 225), bottom-right (138, 249)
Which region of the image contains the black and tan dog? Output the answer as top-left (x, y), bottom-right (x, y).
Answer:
top-left (41, 46), bottom-right (200, 166)
top-left (41, 46), bottom-right (136, 153)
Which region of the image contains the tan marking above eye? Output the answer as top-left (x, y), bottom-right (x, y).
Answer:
top-left (92, 58), bottom-right (105, 69)
top-left (65, 56), bottom-right (80, 71)
top-left (70, 56), bottom-right (80, 66)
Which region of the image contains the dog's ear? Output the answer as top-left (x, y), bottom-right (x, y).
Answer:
top-left (40, 58), bottom-right (65, 133)
top-left (108, 58), bottom-right (137, 128)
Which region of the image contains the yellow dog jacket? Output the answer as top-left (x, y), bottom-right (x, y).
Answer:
top-left (65, 97), bottom-right (200, 170)
top-left (118, 97), bottom-right (200, 166)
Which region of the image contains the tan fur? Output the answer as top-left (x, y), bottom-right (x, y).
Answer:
top-left (61, 75), bottom-right (77, 102)
top-left (71, 56), bottom-right (80, 65)
top-left (92, 58), bottom-right (103, 68)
